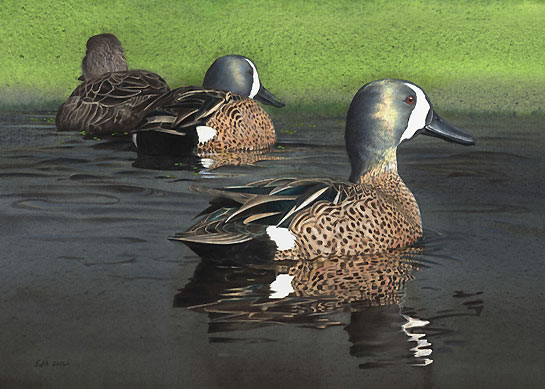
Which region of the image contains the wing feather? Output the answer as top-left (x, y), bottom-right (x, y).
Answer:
top-left (134, 88), bottom-right (231, 136)
top-left (56, 70), bottom-right (169, 133)
top-left (174, 178), bottom-right (353, 247)
top-left (170, 232), bottom-right (253, 245)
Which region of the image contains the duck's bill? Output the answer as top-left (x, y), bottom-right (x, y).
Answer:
top-left (422, 112), bottom-right (476, 145)
top-left (77, 75), bottom-right (85, 81)
top-left (255, 85), bottom-right (285, 107)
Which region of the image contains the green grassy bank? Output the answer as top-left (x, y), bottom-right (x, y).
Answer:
top-left (1, 0), bottom-right (544, 116)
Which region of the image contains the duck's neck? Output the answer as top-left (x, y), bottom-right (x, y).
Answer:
top-left (350, 147), bottom-right (398, 184)
top-left (350, 147), bottom-right (422, 227)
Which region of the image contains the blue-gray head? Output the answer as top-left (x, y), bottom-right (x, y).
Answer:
top-left (345, 79), bottom-right (475, 183)
top-left (80, 33), bottom-right (128, 81)
top-left (203, 55), bottom-right (285, 107)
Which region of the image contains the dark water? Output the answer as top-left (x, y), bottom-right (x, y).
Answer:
top-left (0, 112), bottom-right (544, 388)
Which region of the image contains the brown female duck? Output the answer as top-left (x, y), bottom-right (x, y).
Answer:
top-left (56, 33), bottom-right (169, 135)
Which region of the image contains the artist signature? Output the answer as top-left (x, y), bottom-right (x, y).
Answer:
top-left (34, 359), bottom-right (70, 368)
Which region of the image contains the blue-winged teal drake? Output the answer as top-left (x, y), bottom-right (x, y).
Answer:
top-left (131, 54), bottom-right (284, 156)
top-left (56, 33), bottom-right (169, 135)
top-left (171, 79), bottom-right (475, 262)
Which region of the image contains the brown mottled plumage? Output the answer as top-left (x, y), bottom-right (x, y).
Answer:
top-left (56, 34), bottom-right (169, 135)
top-left (132, 55), bottom-right (284, 156)
top-left (56, 70), bottom-right (169, 135)
top-left (285, 174), bottom-right (421, 260)
top-left (200, 97), bottom-right (276, 153)
top-left (174, 173), bottom-right (421, 261)
top-left (133, 87), bottom-right (276, 155)
top-left (170, 79), bottom-right (475, 261)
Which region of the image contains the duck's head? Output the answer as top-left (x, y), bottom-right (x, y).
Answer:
top-left (79, 33), bottom-right (128, 82)
top-left (202, 55), bottom-right (285, 107)
top-left (345, 79), bottom-right (475, 183)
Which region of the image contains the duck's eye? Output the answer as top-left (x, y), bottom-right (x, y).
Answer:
top-left (247, 70), bottom-right (253, 75)
top-left (405, 95), bottom-right (415, 105)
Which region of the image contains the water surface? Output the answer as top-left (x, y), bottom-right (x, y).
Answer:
top-left (0, 112), bottom-right (543, 387)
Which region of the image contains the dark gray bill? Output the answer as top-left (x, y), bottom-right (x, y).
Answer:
top-left (255, 85), bottom-right (285, 107)
top-left (422, 111), bottom-right (476, 145)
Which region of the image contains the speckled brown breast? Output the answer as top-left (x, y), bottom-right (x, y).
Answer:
top-left (275, 173), bottom-right (422, 260)
top-left (196, 99), bottom-right (276, 153)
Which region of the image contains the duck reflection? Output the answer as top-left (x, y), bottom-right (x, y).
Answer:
top-left (133, 148), bottom-right (286, 171)
top-left (174, 247), bottom-right (435, 366)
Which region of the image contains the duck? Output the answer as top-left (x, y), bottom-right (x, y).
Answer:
top-left (56, 33), bottom-right (170, 135)
top-left (170, 79), bottom-right (475, 262)
top-left (131, 54), bottom-right (285, 156)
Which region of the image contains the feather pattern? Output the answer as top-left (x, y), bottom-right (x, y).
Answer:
top-left (170, 177), bottom-right (350, 246)
top-left (138, 88), bottom-right (240, 133)
top-left (132, 87), bottom-right (276, 155)
top-left (172, 173), bottom-right (423, 261)
top-left (56, 70), bottom-right (169, 135)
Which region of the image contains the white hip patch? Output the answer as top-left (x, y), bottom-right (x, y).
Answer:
top-left (196, 126), bottom-right (217, 144)
top-left (131, 133), bottom-right (138, 148)
top-left (269, 274), bottom-right (295, 299)
top-left (400, 83), bottom-right (430, 143)
top-left (266, 226), bottom-right (296, 250)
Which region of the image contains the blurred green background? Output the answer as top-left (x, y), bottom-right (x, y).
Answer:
top-left (1, 0), bottom-right (544, 116)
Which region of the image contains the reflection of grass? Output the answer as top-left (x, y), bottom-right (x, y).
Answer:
top-left (2, 0), bottom-right (544, 115)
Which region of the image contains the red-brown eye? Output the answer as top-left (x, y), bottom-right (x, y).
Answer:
top-left (247, 70), bottom-right (253, 75)
top-left (405, 95), bottom-right (415, 105)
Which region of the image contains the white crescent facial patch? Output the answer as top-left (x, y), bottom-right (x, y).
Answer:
top-left (400, 83), bottom-right (431, 143)
top-left (244, 58), bottom-right (261, 99)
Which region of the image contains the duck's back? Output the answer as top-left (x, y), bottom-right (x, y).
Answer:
top-left (133, 88), bottom-right (276, 155)
top-left (56, 70), bottom-right (169, 135)
top-left (173, 174), bottom-right (422, 261)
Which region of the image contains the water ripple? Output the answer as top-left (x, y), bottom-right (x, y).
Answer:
top-left (12, 193), bottom-right (120, 210)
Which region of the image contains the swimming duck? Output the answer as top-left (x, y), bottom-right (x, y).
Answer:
top-left (171, 79), bottom-right (475, 261)
top-left (131, 55), bottom-right (285, 156)
top-left (56, 33), bottom-right (169, 135)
